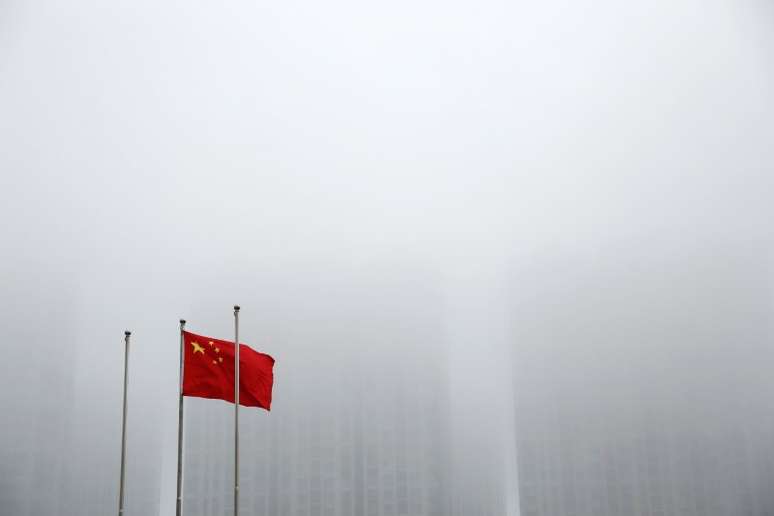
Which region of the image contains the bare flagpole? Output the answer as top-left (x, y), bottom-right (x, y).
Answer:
top-left (176, 319), bottom-right (186, 516)
top-left (233, 306), bottom-right (241, 516)
top-left (118, 331), bottom-right (131, 516)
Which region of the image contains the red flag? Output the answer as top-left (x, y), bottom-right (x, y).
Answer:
top-left (182, 330), bottom-right (274, 410)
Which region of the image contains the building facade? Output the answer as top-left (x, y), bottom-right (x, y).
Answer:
top-left (511, 248), bottom-right (774, 516)
top-left (182, 272), bottom-right (453, 516)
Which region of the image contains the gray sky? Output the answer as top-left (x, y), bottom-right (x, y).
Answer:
top-left (1, 1), bottom-right (773, 515)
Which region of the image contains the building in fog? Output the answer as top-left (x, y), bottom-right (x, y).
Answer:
top-left (511, 246), bottom-right (774, 516)
top-left (516, 404), bottom-right (774, 516)
top-left (0, 278), bottom-right (77, 516)
top-left (183, 270), bottom-right (452, 516)
top-left (0, 272), bottom-right (164, 516)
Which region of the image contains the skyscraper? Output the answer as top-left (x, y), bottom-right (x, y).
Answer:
top-left (0, 273), bottom-right (77, 516)
top-left (182, 269), bottom-right (452, 516)
top-left (511, 245), bottom-right (774, 516)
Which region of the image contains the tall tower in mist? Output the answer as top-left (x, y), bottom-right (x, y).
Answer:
top-left (444, 266), bottom-right (521, 516)
top-left (510, 246), bottom-right (774, 516)
top-left (182, 269), bottom-right (452, 516)
top-left (0, 275), bottom-right (77, 516)
top-left (0, 271), bottom-right (164, 516)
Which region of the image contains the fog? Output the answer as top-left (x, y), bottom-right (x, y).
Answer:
top-left (1, 1), bottom-right (772, 515)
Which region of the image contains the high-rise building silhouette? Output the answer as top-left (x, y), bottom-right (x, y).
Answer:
top-left (0, 275), bottom-right (77, 516)
top-left (0, 270), bottom-right (165, 516)
top-left (183, 271), bottom-right (452, 516)
top-left (511, 247), bottom-right (774, 516)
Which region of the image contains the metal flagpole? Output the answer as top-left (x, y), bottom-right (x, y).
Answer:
top-left (176, 319), bottom-right (186, 516)
top-left (118, 331), bottom-right (131, 516)
top-left (233, 305), bottom-right (240, 516)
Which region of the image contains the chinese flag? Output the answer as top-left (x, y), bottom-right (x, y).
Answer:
top-left (182, 331), bottom-right (274, 410)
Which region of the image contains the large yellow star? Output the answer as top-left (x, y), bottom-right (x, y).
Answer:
top-left (191, 341), bottom-right (205, 354)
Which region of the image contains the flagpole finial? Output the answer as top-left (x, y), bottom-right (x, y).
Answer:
top-left (124, 331), bottom-right (131, 336)
top-left (180, 319), bottom-right (186, 325)
top-left (234, 305), bottom-right (240, 312)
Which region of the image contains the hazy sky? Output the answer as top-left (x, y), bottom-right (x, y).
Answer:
top-left (1, 1), bottom-right (773, 515)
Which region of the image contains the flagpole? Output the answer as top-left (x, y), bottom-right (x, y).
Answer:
top-left (234, 305), bottom-right (240, 516)
top-left (176, 319), bottom-right (186, 516)
top-left (118, 331), bottom-right (131, 516)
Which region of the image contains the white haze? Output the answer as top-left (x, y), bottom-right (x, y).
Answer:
top-left (1, 1), bottom-right (772, 515)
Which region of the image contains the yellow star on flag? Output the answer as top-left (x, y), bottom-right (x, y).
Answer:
top-left (191, 342), bottom-right (205, 354)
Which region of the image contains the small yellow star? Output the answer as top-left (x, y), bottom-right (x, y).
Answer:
top-left (212, 360), bottom-right (217, 364)
top-left (218, 357), bottom-right (223, 363)
top-left (191, 342), bottom-right (205, 354)
top-left (215, 347), bottom-right (220, 353)
top-left (208, 341), bottom-right (214, 347)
